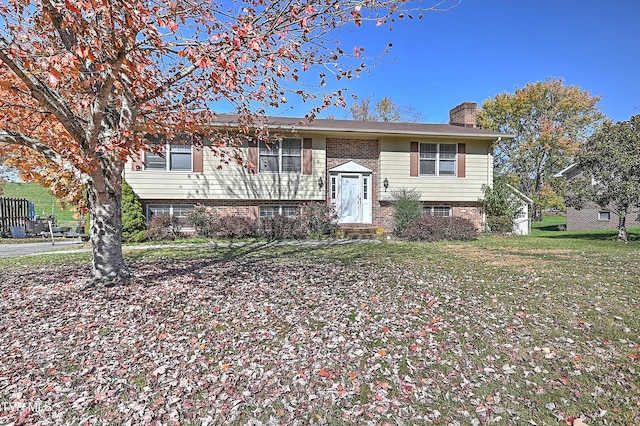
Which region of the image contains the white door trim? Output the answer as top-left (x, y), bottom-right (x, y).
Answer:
top-left (331, 171), bottom-right (372, 224)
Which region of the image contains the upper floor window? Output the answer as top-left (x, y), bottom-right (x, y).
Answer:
top-left (145, 144), bottom-right (192, 171)
top-left (259, 138), bottom-right (302, 174)
top-left (420, 143), bottom-right (456, 176)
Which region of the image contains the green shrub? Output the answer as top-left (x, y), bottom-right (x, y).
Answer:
top-left (121, 180), bottom-right (147, 242)
top-left (402, 216), bottom-right (478, 242)
top-left (147, 214), bottom-right (181, 241)
top-left (390, 188), bottom-right (423, 234)
top-left (127, 230), bottom-right (148, 243)
top-left (296, 201), bottom-right (338, 238)
top-left (480, 179), bottom-right (523, 234)
top-left (186, 205), bottom-right (217, 238)
top-left (487, 215), bottom-right (514, 234)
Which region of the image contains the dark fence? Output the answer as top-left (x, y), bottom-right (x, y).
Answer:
top-left (0, 197), bottom-right (35, 237)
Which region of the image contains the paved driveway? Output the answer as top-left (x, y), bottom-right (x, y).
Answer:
top-left (0, 240), bottom-right (84, 258)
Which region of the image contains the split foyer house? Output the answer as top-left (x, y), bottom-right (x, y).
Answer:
top-left (125, 102), bottom-right (512, 232)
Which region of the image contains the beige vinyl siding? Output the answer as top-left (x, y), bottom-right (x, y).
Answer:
top-left (379, 137), bottom-right (492, 202)
top-left (124, 137), bottom-right (326, 201)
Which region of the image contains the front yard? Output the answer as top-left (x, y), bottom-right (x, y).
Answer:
top-left (0, 233), bottom-right (638, 425)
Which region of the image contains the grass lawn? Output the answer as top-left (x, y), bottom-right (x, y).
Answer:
top-left (0, 232), bottom-right (638, 424)
top-left (2, 182), bottom-right (79, 224)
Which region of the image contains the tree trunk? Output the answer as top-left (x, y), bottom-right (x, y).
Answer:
top-left (85, 159), bottom-right (129, 288)
top-left (617, 211), bottom-right (628, 243)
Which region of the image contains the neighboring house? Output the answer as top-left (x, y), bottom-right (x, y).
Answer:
top-left (555, 164), bottom-right (640, 231)
top-left (125, 102), bottom-right (512, 232)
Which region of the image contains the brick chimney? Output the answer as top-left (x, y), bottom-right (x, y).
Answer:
top-left (449, 102), bottom-right (479, 128)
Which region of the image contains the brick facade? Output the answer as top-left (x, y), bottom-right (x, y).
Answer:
top-left (326, 138), bottom-right (382, 226)
top-left (562, 167), bottom-right (640, 231)
top-left (379, 201), bottom-right (485, 231)
top-left (567, 203), bottom-right (640, 231)
top-left (143, 199), bottom-right (314, 222)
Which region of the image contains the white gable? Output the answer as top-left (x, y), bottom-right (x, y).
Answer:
top-left (328, 161), bottom-right (372, 173)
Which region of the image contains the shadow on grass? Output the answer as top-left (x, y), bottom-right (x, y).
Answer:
top-left (535, 224), bottom-right (564, 232)
top-left (125, 240), bottom-right (383, 289)
top-left (533, 226), bottom-right (640, 242)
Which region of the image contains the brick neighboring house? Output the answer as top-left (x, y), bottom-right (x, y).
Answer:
top-left (125, 102), bottom-right (512, 232)
top-left (555, 164), bottom-right (640, 231)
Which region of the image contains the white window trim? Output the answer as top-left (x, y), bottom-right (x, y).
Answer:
top-left (597, 211), bottom-right (611, 221)
top-left (419, 142), bottom-right (457, 177)
top-left (259, 138), bottom-right (302, 174)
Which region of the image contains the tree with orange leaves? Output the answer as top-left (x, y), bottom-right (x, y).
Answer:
top-left (478, 78), bottom-right (604, 221)
top-left (0, 0), bottom-right (456, 287)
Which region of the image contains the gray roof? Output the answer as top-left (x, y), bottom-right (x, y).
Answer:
top-left (212, 114), bottom-right (514, 140)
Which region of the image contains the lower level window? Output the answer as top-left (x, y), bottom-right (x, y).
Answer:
top-left (598, 211), bottom-right (611, 221)
top-left (424, 205), bottom-right (451, 217)
top-left (147, 204), bottom-right (194, 229)
top-left (260, 205), bottom-right (298, 218)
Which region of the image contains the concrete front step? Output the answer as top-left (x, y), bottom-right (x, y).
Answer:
top-left (336, 226), bottom-right (386, 240)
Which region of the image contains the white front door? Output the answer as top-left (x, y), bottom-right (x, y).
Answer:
top-left (334, 173), bottom-right (372, 224)
top-left (339, 175), bottom-right (360, 223)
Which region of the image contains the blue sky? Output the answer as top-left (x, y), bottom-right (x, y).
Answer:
top-left (278, 0), bottom-right (640, 123)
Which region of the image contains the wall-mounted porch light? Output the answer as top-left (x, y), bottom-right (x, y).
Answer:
top-left (383, 178), bottom-right (389, 192)
top-left (318, 176), bottom-right (324, 190)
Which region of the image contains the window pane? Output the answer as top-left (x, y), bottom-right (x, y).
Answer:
top-left (281, 138), bottom-right (301, 155)
top-left (598, 211), bottom-right (610, 221)
top-left (439, 160), bottom-right (456, 176)
top-left (259, 155), bottom-right (279, 173)
top-left (282, 156), bottom-right (301, 173)
top-left (170, 144), bottom-right (192, 153)
top-left (282, 206), bottom-right (297, 217)
top-left (148, 205), bottom-right (171, 216)
top-left (440, 144), bottom-right (457, 159)
top-left (172, 205), bottom-right (194, 218)
top-left (170, 152), bottom-right (191, 171)
top-left (363, 176), bottom-right (368, 200)
top-left (420, 143), bottom-right (437, 159)
top-left (433, 206), bottom-right (451, 217)
top-left (260, 207), bottom-right (278, 217)
top-left (420, 159), bottom-right (436, 175)
top-left (330, 176), bottom-right (336, 199)
top-left (145, 153), bottom-right (166, 170)
top-left (259, 140), bottom-right (277, 154)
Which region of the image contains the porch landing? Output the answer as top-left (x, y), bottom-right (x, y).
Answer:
top-left (336, 225), bottom-right (386, 240)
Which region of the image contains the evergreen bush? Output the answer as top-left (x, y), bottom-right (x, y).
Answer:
top-left (121, 180), bottom-right (147, 242)
top-left (390, 188), bottom-right (423, 234)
